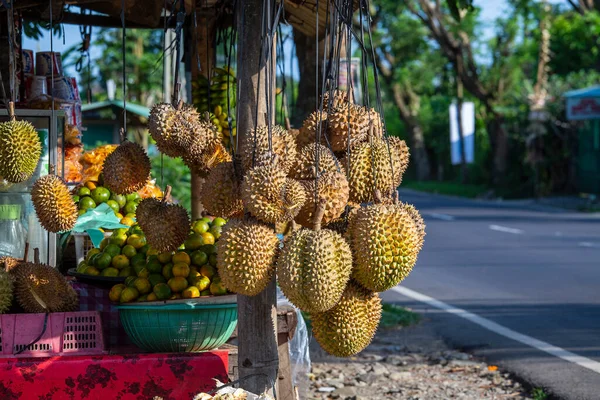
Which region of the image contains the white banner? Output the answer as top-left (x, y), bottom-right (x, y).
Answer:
top-left (449, 102), bottom-right (475, 165)
top-left (566, 97), bottom-right (600, 121)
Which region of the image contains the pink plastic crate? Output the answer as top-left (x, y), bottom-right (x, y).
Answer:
top-left (0, 311), bottom-right (105, 358)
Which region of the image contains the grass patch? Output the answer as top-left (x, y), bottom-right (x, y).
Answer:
top-left (402, 180), bottom-right (488, 198)
top-left (531, 388), bottom-right (548, 400)
top-left (301, 304), bottom-right (420, 331)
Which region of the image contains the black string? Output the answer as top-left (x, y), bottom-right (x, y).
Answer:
top-left (15, 313), bottom-right (49, 355)
top-left (172, 0), bottom-right (186, 106)
top-left (6, 0), bottom-right (15, 105)
top-left (121, 0), bottom-right (127, 134)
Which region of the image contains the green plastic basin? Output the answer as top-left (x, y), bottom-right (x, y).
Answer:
top-left (117, 299), bottom-right (238, 353)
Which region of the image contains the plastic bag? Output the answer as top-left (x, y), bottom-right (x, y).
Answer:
top-left (277, 287), bottom-right (311, 399)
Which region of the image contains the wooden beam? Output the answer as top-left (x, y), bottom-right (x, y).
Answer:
top-left (236, 0), bottom-right (279, 395)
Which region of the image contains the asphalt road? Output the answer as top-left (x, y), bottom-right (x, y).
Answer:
top-left (382, 189), bottom-right (600, 400)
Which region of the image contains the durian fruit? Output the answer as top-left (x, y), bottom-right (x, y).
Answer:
top-left (295, 171), bottom-right (349, 228)
top-left (183, 136), bottom-right (232, 177)
top-left (324, 202), bottom-right (361, 235)
top-left (0, 268), bottom-right (13, 314)
top-left (10, 251), bottom-right (79, 313)
top-left (0, 256), bottom-right (21, 272)
top-left (240, 125), bottom-right (297, 172)
top-left (200, 161), bottom-right (244, 218)
top-left (136, 186), bottom-right (190, 252)
top-left (289, 143), bottom-right (339, 181)
top-left (347, 202), bottom-right (424, 292)
top-left (402, 202), bottom-right (426, 252)
top-left (312, 281), bottom-right (382, 357)
top-left (341, 136), bottom-right (410, 203)
top-left (31, 173), bottom-right (78, 233)
top-left (367, 108), bottom-right (385, 138)
top-left (241, 161), bottom-right (307, 224)
top-left (277, 200), bottom-right (353, 313)
top-left (216, 219), bottom-right (280, 296)
top-left (327, 103), bottom-right (370, 153)
top-left (322, 89), bottom-right (352, 111)
top-left (296, 111), bottom-right (328, 150)
top-left (102, 140), bottom-right (151, 194)
top-left (0, 118), bottom-right (42, 183)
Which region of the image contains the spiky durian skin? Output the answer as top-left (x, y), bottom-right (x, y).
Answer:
top-left (277, 228), bottom-right (352, 313)
top-left (324, 202), bottom-right (361, 235)
top-left (200, 161), bottom-right (244, 218)
top-left (0, 120), bottom-right (42, 183)
top-left (341, 136), bottom-right (409, 203)
top-left (31, 174), bottom-right (78, 233)
top-left (216, 219), bottom-right (280, 296)
top-left (11, 262), bottom-right (78, 313)
top-left (183, 137), bottom-right (232, 177)
top-left (296, 111), bottom-right (328, 150)
top-left (402, 202), bottom-right (426, 252)
top-left (322, 90), bottom-right (351, 111)
top-left (137, 197), bottom-right (190, 252)
top-left (289, 143), bottom-right (339, 181)
top-left (102, 141), bottom-right (151, 195)
top-left (312, 281), bottom-right (382, 357)
top-left (295, 171), bottom-right (349, 228)
top-left (241, 163), bottom-right (306, 224)
top-left (240, 125), bottom-right (297, 172)
top-left (0, 269), bottom-right (13, 314)
top-left (347, 203), bottom-right (424, 292)
top-left (327, 103), bottom-right (369, 153)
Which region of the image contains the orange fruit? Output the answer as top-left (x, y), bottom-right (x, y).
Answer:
top-left (191, 251), bottom-right (208, 266)
top-left (188, 269), bottom-right (202, 283)
top-left (201, 232), bottom-right (215, 245)
top-left (162, 263), bottom-right (174, 280)
top-left (200, 265), bottom-right (216, 279)
top-left (95, 252), bottom-right (113, 270)
top-left (86, 248), bottom-right (101, 262)
top-left (168, 277), bottom-right (188, 293)
top-left (192, 220), bottom-right (210, 234)
top-left (127, 234), bottom-right (147, 249)
top-left (119, 287), bottom-right (139, 303)
top-left (172, 263), bottom-right (190, 278)
top-left (171, 252), bottom-right (191, 265)
top-left (122, 244), bottom-right (137, 258)
top-left (101, 267), bottom-right (119, 277)
top-left (109, 235), bottom-right (127, 247)
top-left (153, 283), bottom-right (172, 300)
top-left (133, 278), bottom-right (152, 294)
top-left (103, 244), bottom-right (121, 259)
top-left (112, 255), bottom-right (130, 270)
top-left (194, 276), bottom-right (211, 291)
top-left (135, 266), bottom-right (150, 278)
top-left (85, 181), bottom-right (97, 190)
top-left (184, 233), bottom-right (203, 250)
top-left (120, 217), bottom-right (135, 227)
top-left (146, 256), bottom-right (163, 274)
top-left (109, 284), bottom-right (126, 302)
top-left (147, 292), bottom-right (158, 301)
top-left (182, 286), bottom-right (200, 299)
top-left (84, 266), bottom-right (100, 276)
top-left (158, 251), bottom-right (174, 264)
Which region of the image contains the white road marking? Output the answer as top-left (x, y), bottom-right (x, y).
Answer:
top-left (489, 224), bottom-right (524, 234)
top-left (391, 286), bottom-right (600, 375)
top-left (428, 213), bottom-right (455, 221)
top-left (579, 242), bottom-right (599, 248)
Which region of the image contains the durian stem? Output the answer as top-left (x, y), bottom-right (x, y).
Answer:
top-left (163, 185), bottom-right (173, 203)
top-left (312, 199), bottom-right (327, 231)
top-left (8, 101), bottom-right (15, 121)
top-left (119, 128), bottom-right (126, 143)
top-left (373, 189), bottom-right (383, 204)
top-left (176, 100), bottom-right (184, 110)
top-left (393, 190), bottom-right (400, 204)
top-left (48, 164), bottom-right (56, 175)
top-left (33, 248), bottom-right (40, 264)
top-left (23, 242), bottom-right (29, 261)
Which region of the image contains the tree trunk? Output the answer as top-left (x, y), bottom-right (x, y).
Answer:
top-left (486, 116), bottom-right (509, 186)
top-left (292, 27), bottom-right (321, 126)
top-left (390, 83), bottom-right (431, 181)
top-left (236, 0), bottom-right (279, 395)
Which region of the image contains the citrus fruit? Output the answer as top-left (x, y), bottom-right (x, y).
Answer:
top-left (139, 244), bottom-right (150, 255)
top-left (133, 278), bottom-right (152, 294)
top-left (119, 267), bottom-right (134, 277)
top-left (122, 244), bottom-right (137, 258)
top-left (168, 277), bottom-right (188, 293)
top-left (201, 232), bottom-right (215, 245)
top-left (148, 274), bottom-right (166, 287)
top-left (201, 244), bottom-right (217, 255)
top-left (192, 220), bottom-right (210, 234)
top-left (78, 209), bottom-right (87, 216)
top-left (147, 293), bottom-right (158, 301)
top-left (212, 217), bottom-right (227, 227)
top-left (78, 187), bottom-right (91, 197)
top-left (162, 263), bottom-right (174, 280)
top-left (200, 265), bottom-right (216, 279)
top-left (172, 252), bottom-right (191, 265)
top-left (127, 234), bottom-right (146, 249)
top-left (112, 254), bottom-right (130, 269)
top-left (95, 252), bottom-right (113, 270)
top-left (188, 269), bottom-right (202, 283)
top-left (104, 244), bottom-right (121, 259)
top-left (120, 287), bottom-right (139, 303)
top-left (194, 276), bottom-right (211, 291)
top-left (101, 267), bottom-right (119, 277)
top-left (146, 257), bottom-right (163, 274)
top-left (135, 265), bottom-right (150, 278)
top-left (182, 286), bottom-right (200, 299)
top-left (86, 248), bottom-right (101, 262)
top-left (91, 187), bottom-right (111, 204)
top-left (158, 251), bottom-right (174, 264)
top-left (109, 284), bottom-right (126, 302)
top-left (85, 181), bottom-right (97, 190)
top-left (153, 283), bottom-right (172, 300)
top-left (210, 225), bottom-right (223, 239)
top-left (126, 192), bottom-right (141, 202)
top-left (184, 233), bottom-right (203, 250)
top-left (84, 266), bottom-right (100, 276)
top-left (131, 252), bottom-right (145, 264)
top-left (79, 196), bottom-right (96, 210)
top-left (137, 294), bottom-right (148, 302)
top-left (209, 254), bottom-right (218, 267)
top-left (120, 217), bottom-right (135, 227)
top-left (210, 279), bottom-right (228, 295)
top-left (200, 289), bottom-right (211, 296)
top-left (110, 193), bottom-right (127, 208)
top-left (200, 217), bottom-right (212, 224)
top-left (124, 201), bottom-right (138, 214)
top-left (76, 261), bottom-right (88, 273)
top-left (109, 235), bottom-right (127, 247)
top-left (172, 263), bottom-right (190, 278)
top-left (191, 251), bottom-right (208, 266)
top-left (106, 200), bottom-right (120, 214)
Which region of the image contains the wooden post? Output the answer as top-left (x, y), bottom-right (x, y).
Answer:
top-left (190, 11), bottom-right (216, 219)
top-left (236, 0), bottom-right (279, 395)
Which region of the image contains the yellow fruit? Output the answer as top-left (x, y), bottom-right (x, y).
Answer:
top-left (194, 275), bottom-right (211, 291)
top-left (147, 292), bottom-right (158, 301)
top-left (101, 267), bottom-right (119, 277)
top-left (188, 269), bottom-right (202, 282)
top-left (111, 255), bottom-right (130, 270)
top-left (171, 252), bottom-right (191, 265)
top-left (210, 278), bottom-right (228, 295)
top-left (0, 119), bottom-right (42, 183)
top-left (85, 181), bottom-right (97, 190)
top-left (109, 284), bottom-right (126, 302)
top-left (84, 266), bottom-right (100, 276)
top-left (182, 286), bottom-right (200, 298)
top-left (135, 266), bottom-right (150, 278)
top-left (127, 234), bottom-right (147, 249)
top-left (109, 235), bottom-right (128, 247)
top-left (168, 277), bottom-right (188, 293)
top-left (31, 174), bottom-right (78, 233)
top-left (200, 232), bottom-right (215, 245)
top-left (120, 217), bottom-right (135, 227)
top-left (133, 278), bottom-right (152, 295)
top-left (172, 263), bottom-right (190, 278)
top-left (158, 251), bottom-right (174, 264)
top-left (119, 287), bottom-right (139, 303)
top-left (102, 140), bottom-right (151, 195)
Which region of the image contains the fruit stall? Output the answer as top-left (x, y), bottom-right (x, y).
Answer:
top-left (0, 0), bottom-right (426, 399)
